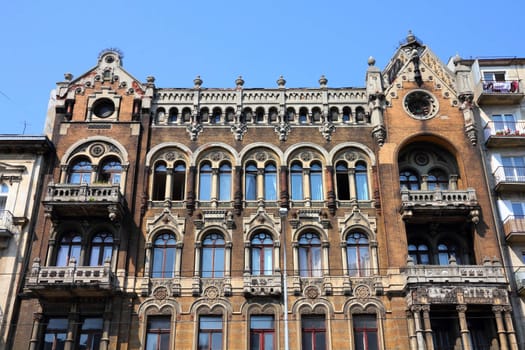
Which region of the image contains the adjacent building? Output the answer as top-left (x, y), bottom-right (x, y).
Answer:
top-left (13, 33), bottom-right (522, 349)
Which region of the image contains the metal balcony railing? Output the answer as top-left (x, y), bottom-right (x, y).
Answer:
top-left (481, 80), bottom-right (520, 93)
top-left (484, 120), bottom-right (525, 138)
top-left (492, 166), bottom-right (525, 185)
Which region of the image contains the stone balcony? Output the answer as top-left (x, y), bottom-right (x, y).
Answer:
top-left (400, 188), bottom-right (480, 223)
top-left (0, 210), bottom-right (17, 249)
top-left (43, 183), bottom-right (126, 220)
top-left (243, 274), bottom-right (282, 296)
top-left (25, 258), bottom-right (116, 297)
top-left (515, 268), bottom-right (525, 296)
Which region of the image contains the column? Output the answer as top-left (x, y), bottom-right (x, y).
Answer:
top-left (194, 243), bottom-right (201, 276)
top-left (303, 168), bottom-right (311, 205)
top-left (348, 169), bottom-right (356, 200)
top-left (406, 310), bottom-right (418, 350)
top-left (234, 166), bottom-right (243, 215)
top-left (456, 305), bottom-right (471, 350)
top-left (411, 305), bottom-right (426, 350)
top-left (186, 165), bottom-right (196, 214)
top-left (65, 305), bottom-right (79, 350)
top-left (421, 305), bottom-right (434, 350)
top-left (321, 241), bottom-right (329, 276)
top-left (492, 306), bottom-right (509, 350)
top-left (165, 167), bottom-right (173, 200)
top-left (224, 242), bottom-right (232, 277)
top-left (100, 302), bottom-right (112, 350)
top-left (244, 241), bottom-right (250, 274)
top-left (60, 165), bottom-right (68, 183)
top-left (29, 313), bottom-right (43, 350)
top-left (175, 243), bottom-right (183, 277)
top-left (325, 166), bottom-right (336, 215)
top-left (257, 168), bottom-right (265, 205)
top-left (503, 306), bottom-right (519, 350)
top-left (211, 168), bottom-right (219, 204)
top-left (279, 166), bottom-right (289, 209)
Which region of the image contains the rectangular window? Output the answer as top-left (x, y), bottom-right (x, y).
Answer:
top-left (250, 315), bottom-right (275, 350)
top-left (301, 315), bottom-right (326, 350)
top-left (521, 251), bottom-right (525, 264)
top-left (198, 316), bottom-right (223, 350)
top-left (146, 316), bottom-right (170, 350)
top-left (264, 172), bottom-right (277, 201)
top-left (199, 172), bottom-right (212, 201)
top-left (79, 318), bottom-right (103, 350)
top-left (501, 156), bottom-right (525, 181)
top-left (43, 318), bottom-right (68, 350)
top-left (353, 315), bottom-right (378, 350)
top-left (493, 114), bottom-right (517, 132)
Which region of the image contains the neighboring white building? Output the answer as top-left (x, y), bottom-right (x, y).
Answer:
top-left (451, 56), bottom-right (525, 349)
top-left (0, 136), bottom-right (53, 348)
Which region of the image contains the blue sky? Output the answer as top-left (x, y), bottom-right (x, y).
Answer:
top-left (1, 0), bottom-right (524, 135)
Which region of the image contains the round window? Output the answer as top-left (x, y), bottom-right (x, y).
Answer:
top-left (403, 90), bottom-right (438, 120)
top-left (93, 98), bottom-right (115, 118)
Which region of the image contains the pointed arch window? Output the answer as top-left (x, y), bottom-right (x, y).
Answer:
top-left (251, 232), bottom-right (274, 275)
top-left (152, 162), bottom-right (168, 201)
top-left (245, 162), bottom-right (257, 201)
top-left (310, 162), bottom-right (324, 201)
top-left (172, 162), bottom-right (186, 200)
top-left (201, 233), bottom-right (225, 278)
top-left (199, 162), bottom-right (212, 201)
top-left (56, 233), bottom-right (82, 266)
top-left (69, 158), bottom-right (92, 184)
top-left (218, 162), bottom-right (232, 201)
top-left (152, 232), bottom-right (176, 278)
top-left (355, 161), bottom-right (369, 200)
top-left (346, 232), bottom-right (370, 277)
top-left (89, 232), bottom-right (113, 266)
top-left (290, 162), bottom-right (303, 200)
top-left (99, 158), bottom-right (122, 184)
top-left (298, 232), bottom-right (322, 277)
top-left (437, 241), bottom-right (460, 265)
top-left (264, 163), bottom-right (277, 200)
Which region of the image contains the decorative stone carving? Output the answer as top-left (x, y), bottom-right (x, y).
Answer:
top-left (153, 286), bottom-right (168, 300)
top-left (304, 286), bottom-right (320, 299)
top-left (187, 123), bottom-right (203, 141)
top-left (274, 121), bottom-right (291, 141)
top-left (231, 122), bottom-right (247, 141)
top-left (354, 284), bottom-right (371, 299)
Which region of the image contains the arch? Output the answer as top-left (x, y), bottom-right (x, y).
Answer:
top-left (329, 142), bottom-right (376, 167)
top-left (137, 298), bottom-right (181, 318)
top-left (189, 299), bottom-right (233, 317)
top-left (283, 143), bottom-right (329, 165)
top-left (239, 143), bottom-right (284, 166)
top-left (291, 298), bottom-right (335, 316)
top-left (195, 226), bottom-right (232, 245)
top-left (191, 143), bottom-right (239, 166)
top-left (145, 142), bottom-right (192, 167)
top-left (292, 225), bottom-right (329, 243)
top-left (61, 136), bottom-right (129, 165)
top-left (343, 298), bottom-right (386, 318)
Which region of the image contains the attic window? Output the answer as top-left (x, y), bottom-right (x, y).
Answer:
top-left (105, 55), bottom-right (115, 63)
top-left (93, 98), bottom-right (115, 118)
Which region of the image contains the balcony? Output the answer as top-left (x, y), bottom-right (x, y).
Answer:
top-left (502, 215), bottom-right (525, 242)
top-left (400, 188), bottom-right (480, 223)
top-left (243, 274), bottom-right (282, 296)
top-left (43, 183), bottom-right (126, 220)
top-left (405, 260), bottom-right (506, 285)
top-left (516, 268), bottom-right (525, 296)
top-left (0, 210), bottom-right (17, 248)
top-left (484, 121), bottom-right (525, 147)
top-left (492, 166), bottom-right (525, 192)
top-left (25, 258), bottom-right (116, 297)
top-left (475, 79), bottom-right (524, 105)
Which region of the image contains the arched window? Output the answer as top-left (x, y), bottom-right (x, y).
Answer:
top-left (152, 232), bottom-right (176, 278)
top-left (169, 107), bottom-right (178, 124)
top-left (299, 107), bottom-right (308, 124)
top-left (89, 232), bottom-right (113, 266)
top-left (201, 233), bottom-right (225, 278)
top-left (408, 243), bottom-right (430, 265)
top-left (172, 162), bottom-right (186, 200)
top-left (69, 158), bottom-right (92, 184)
top-left (437, 241), bottom-right (460, 265)
top-left (298, 232), bottom-right (322, 277)
top-left (264, 163), bottom-right (277, 200)
top-left (255, 107), bottom-right (265, 124)
top-left (56, 233), bottom-right (82, 266)
top-left (218, 162), bottom-right (232, 201)
top-left (290, 162), bottom-right (303, 200)
top-left (212, 107), bottom-right (222, 124)
top-left (336, 162), bottom-right (350, 200)
top-left (99, 158), bottom-right (122, 184)
top-left (342, 107), bottom-right (352, 123)
top-left (346, 232), bottom-right (370, 277)
top-left (399, 170), bottom-right (420, 190)
top-left (199, 162), bottom-right (212, 201)
top-left (152, 162), bottom-right (167, 201)
top-left (0, 183), bottom-right (8, 211)
top-left (355, 161), bottom-right (369, 200)
top-left (245, 162), bottom-right (258, 201)
top-left (268, 107), bottom-right (278, 122)
top-left (251, 232), bottom-right (273, 275)
top-left (310, 162), bottom-right (323, 201)
top-left (287, 107), bottom-right (296, 122)
top-left (329, 107), bottom-right (339, 122)
top-left (427, 169), bottom-right (449, 190)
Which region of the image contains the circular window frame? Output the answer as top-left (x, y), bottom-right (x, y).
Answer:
top-left (93, 98), bottom-right (115, 119)
top-left (403, 90), bottom-right (439, 120)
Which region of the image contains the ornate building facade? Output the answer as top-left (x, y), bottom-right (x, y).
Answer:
top-left (13, 33), bottom-right (521, 349)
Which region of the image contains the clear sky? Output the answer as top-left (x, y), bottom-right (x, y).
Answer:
top-left (1, 0), bottom-right (524, 135)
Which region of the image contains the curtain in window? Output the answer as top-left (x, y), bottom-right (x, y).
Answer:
top-left (251, 233), bottom-right (273, 275)
top-left (310, 163), bottom-right (323, 201)
top-left (346, 232), bottom-right (370, 277)
top-left (245, 163), bottom-right (257, 201)
top-left (199, 163), bottom-right (212, 200)
top-left (218, 163), bottom-right (232, 201)
top-left (298, 233), bottom-right (322, 277)
top-left (89, 233), bottom-right (113, 266)
top-left (264, 164), bottom-right (277, 200)
top-left (56, 234), bottom-right (82, 266)
top-left (291, 163), bottom-right (303, 200)
top-left (355, 162), bottom-right (369, 200)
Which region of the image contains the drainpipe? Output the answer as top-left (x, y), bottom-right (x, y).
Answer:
top-left (279, 207), bottom-right (289, 350)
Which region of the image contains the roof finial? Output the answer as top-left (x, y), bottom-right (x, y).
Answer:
top-left (407, 30), bottom-right (416, 43)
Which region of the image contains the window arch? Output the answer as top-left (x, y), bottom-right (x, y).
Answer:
top-left (299, 107), bottom-right (309, 124)
top-left (298, 232), bottom-right (322, 277)
top-left (242, 108), bottom-right (253, 123)
top-left (329, 107), bottom-right (339, 122)
top-left (255, 107), bottom-right (265, 124)
top-left (268, 107), bottom-right (278, 123)
top-left (245, 162), bottom-right (258, 201)
top-left (225, 107), bottom-right (235, 123)
top-left (310, 162), bottom-right (324, 201)
top-left (250, 232), bottom-right (274, 275)
top-left (201, 233), bottom-right (225, 278)
top-left (68, 158), bottom-right (92, 184)
top-left (212, 107), bottom-right (222, 124)
top-left (151, 232), bottom-right (177, 278)
top-left (152, 161), bottom-right (168, 201)
top-left (98, 157), bottom-right (122, 184)
top-left (169, 107), bottom-right (178, 124)
top-left (290, 162), bottom-right (303, 200)
top-left (286, 107), bottom-right (296, 122)
top-left (56, 233), bottom-right (82, 266)
top-left (89, 232), bottom-right (113, 266)
top-left (346, 232), bottom-right (370, 277)
top-left (172, 162), bottom-right (186, 200)
top-left (199, 162), bottom-right (212, 201)
top-left (335, 159), bottom-right (370, 201)
top-left (342, 107), bottom-right (352, 123)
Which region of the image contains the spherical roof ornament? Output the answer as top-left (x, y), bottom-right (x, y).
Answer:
top-left (235, 75), bottom-right (244, 88)
top-left (194, 75), bottom-right (203, 88)
top-left (368, 56), bottom-right (376, 66)
top-left (277, 75), bottom-right (286, 88)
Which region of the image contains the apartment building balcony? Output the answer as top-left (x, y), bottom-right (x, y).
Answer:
top-left (25, 258), bottom-right (116, 298)
top-left (484, 121), bottom-right (525, 147)
top-left (0, 210), bottom-right (18, 249)
top-left (243, 274), bottom-right (282, 296)
top-left (475, 79), bottom-right (524, 105)
top-left (43, 183), bottom-right (126, 220)
top-left (400, 188), bottom-right (480, 223)
top-left (516, 268), bottom-right (525, 296)
top-left (492, 166), bottom-right (525, 192)
top-left (502, 215), bottom-right (525, 242)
